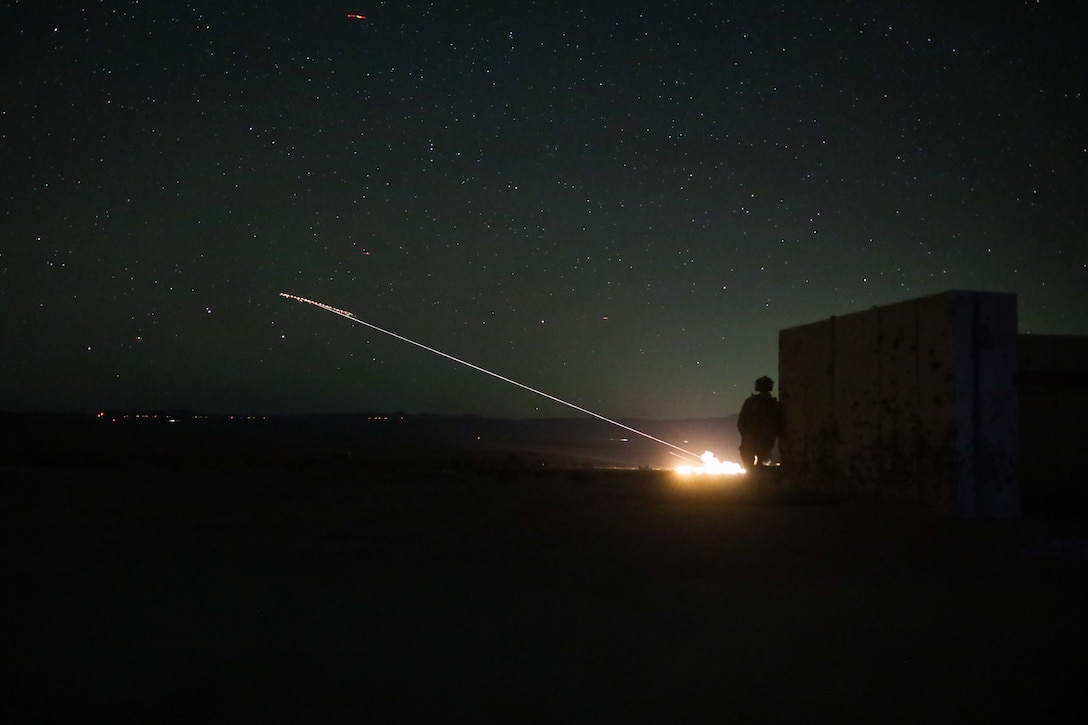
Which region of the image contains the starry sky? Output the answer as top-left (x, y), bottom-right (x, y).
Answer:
top-left (2, 1), bottom-right (1085, 418)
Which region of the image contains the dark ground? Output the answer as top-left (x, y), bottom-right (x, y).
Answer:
top-left (3, 415), bottom-right (1087, 722)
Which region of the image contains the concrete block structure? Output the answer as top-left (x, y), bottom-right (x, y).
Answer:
top-left (1016, 334), bottom-right (1088, 505)
top-left (778, 291), bottom-right (1021, 518)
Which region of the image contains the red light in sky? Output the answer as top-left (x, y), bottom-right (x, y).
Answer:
top-left (347, 14), bottom-right (366, 20)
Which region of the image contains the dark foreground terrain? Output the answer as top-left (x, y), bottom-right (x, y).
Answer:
top-left (3, 415), bottom-right (1087, 721)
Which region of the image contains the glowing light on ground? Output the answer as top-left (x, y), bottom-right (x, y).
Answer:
top-left (674, 451), bottom-right (746, 477)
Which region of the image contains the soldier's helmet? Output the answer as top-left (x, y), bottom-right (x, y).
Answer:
top-left (755, 376), bottom-right (774, 392)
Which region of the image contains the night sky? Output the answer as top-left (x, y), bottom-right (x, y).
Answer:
top-left (3, 1), bottom-right (1085, 418)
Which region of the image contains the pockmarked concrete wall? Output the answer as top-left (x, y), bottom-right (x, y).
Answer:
top-left (779, 291), bottom-right (1021, 518)
top-left (1016, 334), bottom-right (1088, 505)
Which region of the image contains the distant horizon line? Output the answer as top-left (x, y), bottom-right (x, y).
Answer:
top-left (0, 409), bottom-right (740, 422)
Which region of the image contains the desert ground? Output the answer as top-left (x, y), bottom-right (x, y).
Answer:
top-left (3, 415), bottom-right (1087, 721)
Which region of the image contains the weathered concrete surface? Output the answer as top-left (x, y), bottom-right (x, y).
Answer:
top-left (779, 291), bottom-right (1020, 518)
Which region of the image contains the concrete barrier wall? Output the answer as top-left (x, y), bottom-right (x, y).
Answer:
top-left (968, 294), bottom-right (1021, 517)
top-left (875, 300), bottom-right (920, 500)
top-left (777, 319), bottom-right (836, 488)
top-left (779, 291), bottom-right (1020, 517)
top-left (1017, 334), bottom-right (1088, 505)
top-left (834, 309), bottom-right (882, 494)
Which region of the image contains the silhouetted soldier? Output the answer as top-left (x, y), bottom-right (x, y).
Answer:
top-left (737, 376), bottom-right (784, 471)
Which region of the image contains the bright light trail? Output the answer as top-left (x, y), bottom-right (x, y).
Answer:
top-left (280, 292), bottom-right (703, 462)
